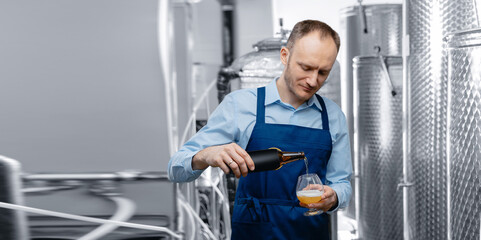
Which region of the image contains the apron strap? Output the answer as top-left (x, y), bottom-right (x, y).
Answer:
top-left (256, 87), bottom-right (266, 124)
top-left (258, 88), bottom-right (330, 130)
top-left (315, 94), bottom-right (330, 131)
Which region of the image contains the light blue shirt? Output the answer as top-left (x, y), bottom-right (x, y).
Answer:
top-left (168, 79), bottom-right (352, 209)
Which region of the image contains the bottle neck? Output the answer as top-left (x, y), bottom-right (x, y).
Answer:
top-left (280, 152), bottom-right (305, 165)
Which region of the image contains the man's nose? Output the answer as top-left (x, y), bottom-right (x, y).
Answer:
top-left (306, 72), bottom-right (319, 87)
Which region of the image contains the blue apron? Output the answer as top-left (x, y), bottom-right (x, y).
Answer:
top-left (231, 87), bottom-right (333, 240)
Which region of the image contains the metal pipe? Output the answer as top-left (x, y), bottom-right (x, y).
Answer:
top-left (446, 37), bottom-right (452, 240)
top-left (22, 171), bottom-right (169, 182)
top-left (401, 0), bottom-right (411, 239)
top-left (158, 0), bottom-right (178, 156)
top-left (352, 56), bottom-right (360, 239)
top-left (217, 68), bottom-right (238, 103)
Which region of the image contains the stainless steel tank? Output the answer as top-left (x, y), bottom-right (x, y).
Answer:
top-left (407, 0), bottom-right (480, 239)
top-left (353, 56), bottom-right (403, 240)
top-left (340, 4), bottom-right (402, 219)
top-left (217, 37), bottom-right (286, 102)
top-left (230, 37), bottom-right (286, 89)
top-left (446, 28), bottom-right (481, 240)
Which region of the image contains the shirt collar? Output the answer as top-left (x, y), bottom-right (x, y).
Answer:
top-left (264, 78), bottom-right (323, 112)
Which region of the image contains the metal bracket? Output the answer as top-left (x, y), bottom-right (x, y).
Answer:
top-left (397, 181), bottom-right (414, 191)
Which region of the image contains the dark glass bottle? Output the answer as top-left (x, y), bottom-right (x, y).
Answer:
top-left (248, 148), bottom-right (305, 172)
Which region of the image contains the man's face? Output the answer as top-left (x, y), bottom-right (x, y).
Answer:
top-left (281, 31), bottom-right (338, 105)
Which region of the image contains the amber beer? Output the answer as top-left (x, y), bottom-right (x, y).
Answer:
top-left (247, 148), bottom-right (305, 172)
top-left (297, 189), bottom-right (323, 204)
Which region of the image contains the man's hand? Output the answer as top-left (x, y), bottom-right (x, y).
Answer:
top-left (299, 185), bottom-right (338, 212)
top-left (192, 143), bottom-right (255, 178)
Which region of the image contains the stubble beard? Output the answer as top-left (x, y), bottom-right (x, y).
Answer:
top-left (284, 59), bottom-right (310, 103)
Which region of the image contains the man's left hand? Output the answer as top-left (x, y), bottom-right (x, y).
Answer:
top-left (299, 185), bottom-right (337, 212)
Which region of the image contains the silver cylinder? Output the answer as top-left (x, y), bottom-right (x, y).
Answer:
top-left (340, 3), bottom-right (402, 219)
top-left (407, 1), bottom-right (480, 239)
top-left (0, 156), bottom-right (29, 240)
top-left (353, 56), bottom-right (403, 240)
top-left (446, 28), bottom-right (481, 240)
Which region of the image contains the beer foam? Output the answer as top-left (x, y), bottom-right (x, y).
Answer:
top-left (297, 189), bottom-right (323, 197)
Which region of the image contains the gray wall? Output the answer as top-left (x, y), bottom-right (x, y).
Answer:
top-left (234, 0), bottom-right (274, 58)
top-left (0, 0), bottom-right (170, 172)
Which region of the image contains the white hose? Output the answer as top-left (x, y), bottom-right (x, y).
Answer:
top-left (218, 171), bottom-right (231, 235)
top-left (177, 189), bottom-right (196, 240)
top-left (175, 184), bottom-right (185, 236)
top-left (78, 196), bottom-right (136, 240)
top-left (0, 201), bottom-right (182, 239)
top-left (197, 167), bottom-right (232, 237)
top-left (185, 200), bottom-right (196, 240)
top-left (178, 198), bottom-right (218, 240)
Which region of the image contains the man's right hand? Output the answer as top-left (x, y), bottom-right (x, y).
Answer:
top-left (192, 143), bottom-right (255, 178)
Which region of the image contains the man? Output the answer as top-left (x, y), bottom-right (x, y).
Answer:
top-left (168, 20), bottom-right (351, 240)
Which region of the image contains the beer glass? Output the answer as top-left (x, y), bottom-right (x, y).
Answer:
top-left (296, 173), bottom-right (324, 216)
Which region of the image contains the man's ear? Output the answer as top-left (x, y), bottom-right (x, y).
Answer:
top-left (280, 47), bottom-right (289, 65)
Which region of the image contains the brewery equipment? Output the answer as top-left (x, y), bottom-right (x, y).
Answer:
top-left (353, 56), bottom-right (403, 240)
top-left (340, 3), bottom-right (402, 218)
top-left (446, 28), bottom-right (481, 240)
top-left (407, 0), bottom-right (480, 238)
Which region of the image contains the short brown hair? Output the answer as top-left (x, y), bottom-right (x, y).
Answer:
top-left (286, 20), bottom-right (340, 52)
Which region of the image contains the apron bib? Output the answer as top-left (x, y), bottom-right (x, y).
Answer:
top-left (231, 87), bottom-right (333, 240)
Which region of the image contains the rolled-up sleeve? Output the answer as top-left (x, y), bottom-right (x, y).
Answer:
top-left (325, 111), bottom-right (352, 211)
top-left (167, 93), bottom-right (239, 182)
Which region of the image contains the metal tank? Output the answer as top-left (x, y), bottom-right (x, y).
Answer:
top-left (407, 0), bottom-right (480, 239)
top-left (217, 36), bottom-right (286, 102)
top-left (353, 56), bottom-right (403, 240)
top-left (446, 28), bottom-right (481, 240)
top-left (340, 4), bottom-right (402, 218)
